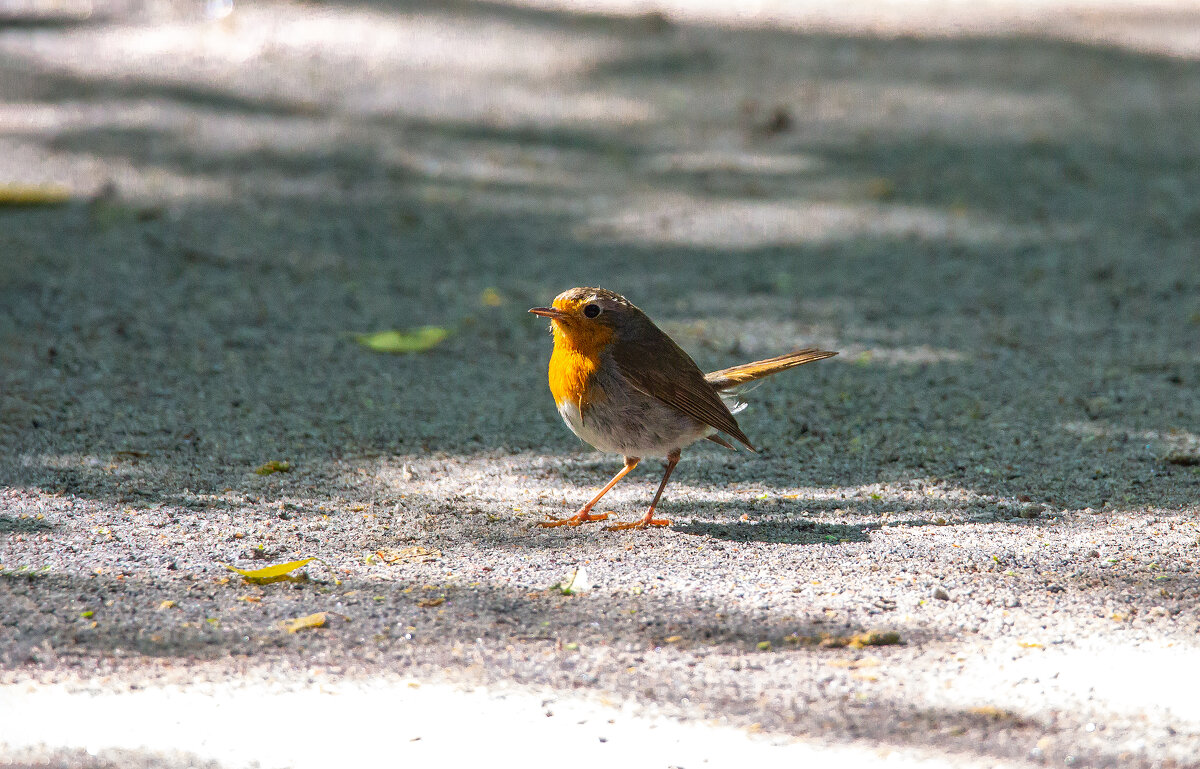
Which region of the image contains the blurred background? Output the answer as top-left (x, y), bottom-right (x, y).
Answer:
top-left (2, 0), bottom-right (1197, 502)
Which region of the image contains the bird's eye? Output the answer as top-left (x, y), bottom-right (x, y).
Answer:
top-left (583, 303), bottom-right (601, 318)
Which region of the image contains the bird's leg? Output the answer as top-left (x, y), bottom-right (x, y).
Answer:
top-left (606, 449), bottom-right (680, 531)
top-left (539, 456), bottom-right (640, 527)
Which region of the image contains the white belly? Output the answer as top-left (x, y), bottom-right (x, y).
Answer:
top-left (557, 394), bottom-right (713, 458)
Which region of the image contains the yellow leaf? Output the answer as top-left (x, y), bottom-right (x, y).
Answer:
top-left (254, 460), bottom-right (291, 475)
top-left (356, 327), bottom-right (450, 354)
top-left (417, 597), bottom-right (445, 608)
top-left (225, 558), bottom-right (318, 584)
top-left (0, 183), bottom-right (72, 206)
top-left (847, 631), bottom-right (902, 649)
top-left (158, 600), bottom-right (176, 610)
top-left (281, 612), bottom-right (327, 633)
top-left (829, 656), bottom-right (881, 669)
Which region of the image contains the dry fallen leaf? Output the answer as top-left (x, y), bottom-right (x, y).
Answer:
top-left (417, 597), bottom-right (445, 608)
top-left (828, 656), bottom-right (882, 669)
top-left (281, 612), bottom-right (327, 633)
top-left (374, 546), bottom-right (441, 564)
top-left (866, 177), bottom-right (896, 201)
top-left (0, 183), bottom-right (72, 206)
top-left (845, 631), bottom-right (902, 649)
top-left (786, 631), bottom-right (903, 648)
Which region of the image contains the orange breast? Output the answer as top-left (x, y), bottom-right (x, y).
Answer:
top-left (546, 320), bottom-right (614, 409)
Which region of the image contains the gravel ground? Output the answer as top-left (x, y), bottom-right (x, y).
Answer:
top-left (1, 0), bottom-right (1199, 766)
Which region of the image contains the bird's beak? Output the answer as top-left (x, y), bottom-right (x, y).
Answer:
top-left (528, 307), bottom-right (566, 319)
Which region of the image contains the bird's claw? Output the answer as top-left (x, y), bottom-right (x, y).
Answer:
top-left (538, 511), bottom-right (611, 528)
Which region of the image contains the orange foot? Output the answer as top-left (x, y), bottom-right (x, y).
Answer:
top-left (604, 517), bottom-right (671, 531)
top-left (538, 511), bottom-right (610, 528)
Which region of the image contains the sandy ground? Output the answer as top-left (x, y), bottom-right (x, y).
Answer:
top-left (1, 0), bottom-right (1199, 766)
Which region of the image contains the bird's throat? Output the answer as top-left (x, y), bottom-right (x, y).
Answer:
top-left (548, 321), bottom-right (612, 410)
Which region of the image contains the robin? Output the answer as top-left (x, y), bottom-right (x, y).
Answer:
top-left (529, 287), bottom-right (836, 530)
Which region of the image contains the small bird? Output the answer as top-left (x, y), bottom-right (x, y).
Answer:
top-left (529, 287), bottom-right (836, 530)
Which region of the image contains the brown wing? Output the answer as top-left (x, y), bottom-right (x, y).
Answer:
top-left (611, 324), bottom-right (755, 451)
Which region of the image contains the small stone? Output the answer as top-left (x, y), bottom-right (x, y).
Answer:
top-left (933, 587), bottom-right (950, 601)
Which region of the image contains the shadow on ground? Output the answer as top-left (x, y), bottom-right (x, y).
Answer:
top-left (1, 553), bottom-right (1195, 766)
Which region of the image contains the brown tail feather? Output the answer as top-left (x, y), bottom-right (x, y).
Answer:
top-left (705, 348), bottom-right (838, 390)
top-left (706, 433), bottom-right (738, 450)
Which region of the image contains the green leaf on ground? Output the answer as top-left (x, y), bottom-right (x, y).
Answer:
top-left (356, 327), bottom-right (450, 354)
top-left (254, 460), bottom-right (291, 475)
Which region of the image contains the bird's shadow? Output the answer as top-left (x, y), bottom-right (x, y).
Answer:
top-left (673, 515), bottom-right (952, 544)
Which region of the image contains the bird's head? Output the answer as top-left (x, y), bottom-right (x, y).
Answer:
top-left (529, 287), bottom-right (642, 353)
